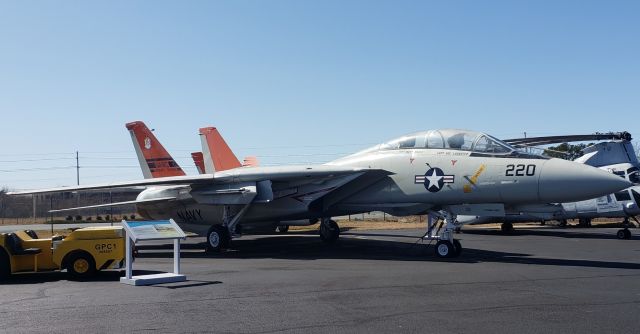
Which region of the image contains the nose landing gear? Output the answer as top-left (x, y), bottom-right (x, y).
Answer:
top-left (425, 212), bottom-right (463, 259)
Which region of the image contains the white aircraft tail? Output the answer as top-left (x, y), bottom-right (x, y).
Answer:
top-left (126, 121), bottom-right (186, 179)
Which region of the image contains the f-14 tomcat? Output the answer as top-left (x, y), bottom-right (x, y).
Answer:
top-left (9, 125), bottom-right (631, 258)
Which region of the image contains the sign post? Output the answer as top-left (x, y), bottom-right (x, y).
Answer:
top-left (120, 219), bottom-right (187, 286)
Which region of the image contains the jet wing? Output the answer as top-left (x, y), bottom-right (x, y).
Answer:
top-left (47, 197), bottom-right (177, 213)
top-left (8, 165), bottom-right (387, 195)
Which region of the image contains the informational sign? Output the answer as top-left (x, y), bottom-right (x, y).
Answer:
top-left (120, 219), bottom-right (187, 286)
top-left (121, 219), bottom-right (186, 242)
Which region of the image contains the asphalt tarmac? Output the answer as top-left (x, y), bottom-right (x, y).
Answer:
top-left (1, 226), bottom-right (639, 334)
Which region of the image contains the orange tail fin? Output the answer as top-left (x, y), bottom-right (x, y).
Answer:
top-left (191, 152), bottom-right (205, 174)
top-left (126, 121), bottom-right (186, 179)
top-left (199, 127), bottom-right (242, 173)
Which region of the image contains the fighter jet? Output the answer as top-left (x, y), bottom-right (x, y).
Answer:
top-left (9, 127), bottom-right (631, 258)
top-left (459, 132), bottom-right (640, 239)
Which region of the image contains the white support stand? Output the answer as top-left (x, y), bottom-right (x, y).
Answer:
top-left (119, 219), bottom-right (187, 286)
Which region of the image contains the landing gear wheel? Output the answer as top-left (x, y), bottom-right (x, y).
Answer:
top-left (617, 229), bottom-right (632, 240)
top-left (276, 225), bottom-right (290, 233)
top-left (501, 222), bottom-right (514, 233)
top-left (66, 252), bottom-right (96, 279)
top-left (206, 225), bottom-right (230, 253)
top-left (579, 218), bottom-right (592, 227)
top-left (319, 220), bottom-right (340, 243)
top-left (435, 240), bottom-right (454, 258)
top-left (558, 220), bottom-right (568, 228)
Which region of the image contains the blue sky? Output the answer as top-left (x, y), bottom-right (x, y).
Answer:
top-left (1, 0), bottom-right (638, 189)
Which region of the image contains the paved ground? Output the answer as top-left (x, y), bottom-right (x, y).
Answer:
top-left (1, 226), bottom-right (639, 334)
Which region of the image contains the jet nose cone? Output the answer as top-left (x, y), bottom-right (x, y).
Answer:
top-left (538, 159), bottom-right (632, 203)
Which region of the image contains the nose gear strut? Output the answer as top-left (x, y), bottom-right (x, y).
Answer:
top-left (423, 211), bottom-right (463, 258)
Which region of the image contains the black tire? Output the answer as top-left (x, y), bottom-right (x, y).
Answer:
top-left (206, 225), bottom-right (230, 253)
top-left (579, 218), bottom-right (592, 227)
top-left (65, 251), bottom-right (97, 279)
top-left (452, 239), bottom-right (462, 257)
top-left (435, 240), bottom-right (454, 258)
top-left (558, 220), bottom-right (568, 228)
top-left (0, 248), bottom-right (10, 280)
top-left (619, 229), bottom-right (632, 240)
top-left (319, 220), bottom-right (340, 243)
top-left (276, 225), bottom-right (290, 233)
top-left (501, 222), bottom-right (514, 233)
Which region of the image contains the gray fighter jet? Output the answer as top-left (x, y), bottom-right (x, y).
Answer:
top-left (9, 127), bottom-right (631, 258)
top-left (459, 132), bottom-right (640, 239)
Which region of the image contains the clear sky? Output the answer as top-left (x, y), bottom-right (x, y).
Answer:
top-left (1, 0), bottom-right (638, 189)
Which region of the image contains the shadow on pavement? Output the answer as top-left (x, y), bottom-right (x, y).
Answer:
top-left (134, 232), bottom-right (640, 271)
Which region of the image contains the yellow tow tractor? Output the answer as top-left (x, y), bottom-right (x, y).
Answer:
top-left (0, 227), bottom-right (126, 280)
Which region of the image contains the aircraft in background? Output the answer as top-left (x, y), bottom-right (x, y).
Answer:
top-left (9, 126), bottom-right (631, 258)
top-left (458, 132), bottom-right (640, 239)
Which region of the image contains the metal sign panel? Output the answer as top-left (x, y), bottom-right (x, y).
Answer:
top-left (121, 219), bottom-right (186, 242)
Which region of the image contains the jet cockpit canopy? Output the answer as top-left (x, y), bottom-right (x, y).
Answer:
top-left (376, 129), bottom-right (515, 155)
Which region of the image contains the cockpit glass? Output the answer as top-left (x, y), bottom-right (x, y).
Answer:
top-left (438, 129), bottom-right (475, 150)
top-left (473, 135), bottom-right (512, 154)
top-left (426, 131), bottom-right (444, 149)
top-left (375, 129), bottom-right (515, 154)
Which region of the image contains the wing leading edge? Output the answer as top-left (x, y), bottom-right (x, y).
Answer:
top-left (8, 165), bottom-right (390, 195)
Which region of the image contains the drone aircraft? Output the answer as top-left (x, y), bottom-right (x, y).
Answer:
top-left (459, 132), bottom-right (640, 239)
top-left (9, 125), bottom-right (631, 258)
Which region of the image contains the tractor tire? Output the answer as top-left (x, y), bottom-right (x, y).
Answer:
top-left (0, 248), bottom-right (10, 280)
top-left (65, 251), bottom-right (97, 279)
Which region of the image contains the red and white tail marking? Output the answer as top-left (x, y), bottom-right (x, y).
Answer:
top-left (199, 127), bottom-right (242, 173)
top-left (125, 121), bottom-right (185, 179)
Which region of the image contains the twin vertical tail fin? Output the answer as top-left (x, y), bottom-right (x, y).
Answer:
top-left (126, 121), bottom-right (186, 179)
top-left (199, 127), bottom-right (242, 173)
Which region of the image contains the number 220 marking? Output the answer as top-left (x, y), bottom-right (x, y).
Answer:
top-left (506, 164), bottom-right (536, 176)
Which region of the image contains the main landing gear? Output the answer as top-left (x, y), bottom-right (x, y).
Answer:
top-left (500, 222), bottom-right (514, 234)
top-left (206, 225), bottom-right (231, 252)
top-left (425, 212), bottom-right (463, 258)
top-left (319, 218), bottom-right (340, 243)
top-left (616, 217), bottom-right (633, 240)
top-left (205, 204), bottom-right (252, 253)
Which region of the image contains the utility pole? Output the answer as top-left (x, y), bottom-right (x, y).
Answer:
top-left (76, 150), bottom-right (80, 185)
top-left (76, 150), bottom-right (80, 221)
